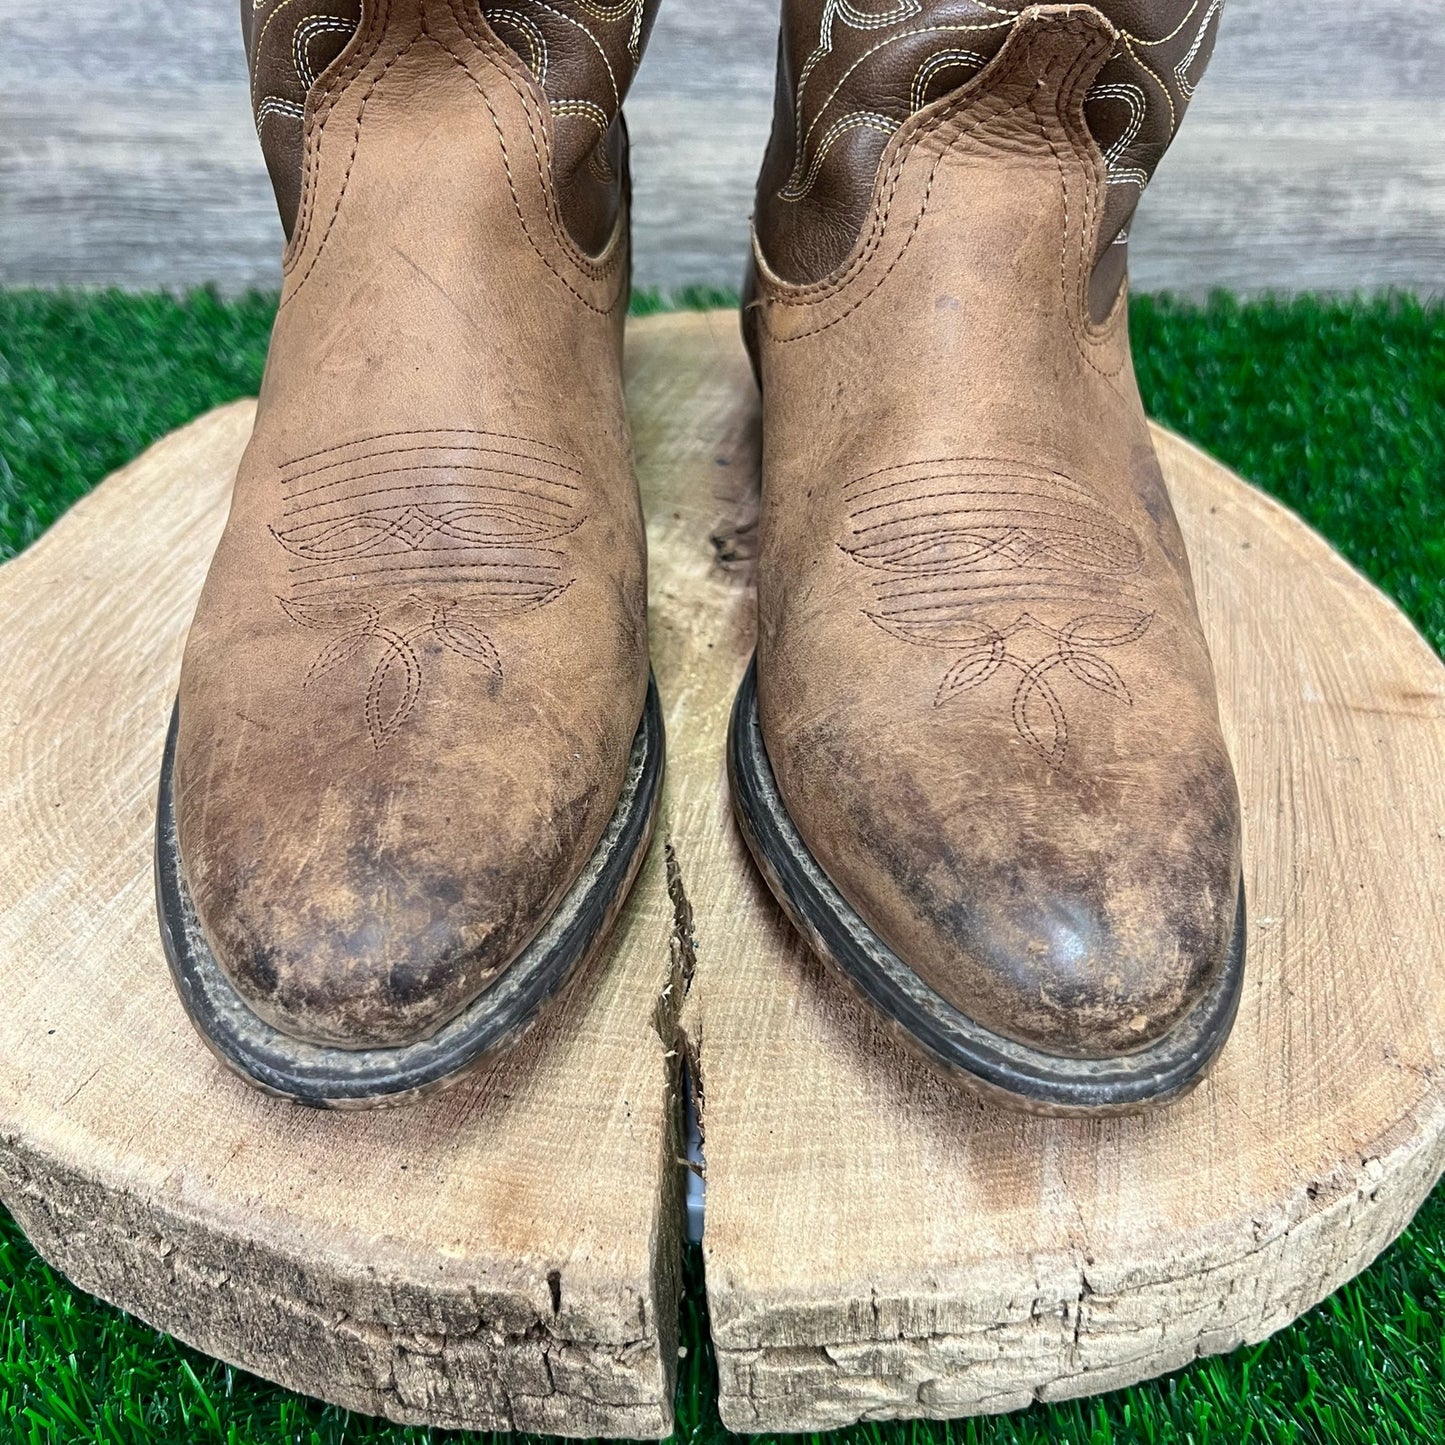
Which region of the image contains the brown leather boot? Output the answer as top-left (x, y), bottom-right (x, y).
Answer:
top-left (729, 1), bottom-right (1244, 1113)
top-left (157, 0), bottom-right (663, 1106)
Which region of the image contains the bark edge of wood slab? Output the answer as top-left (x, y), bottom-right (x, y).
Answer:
top-left (156, 680), bottom-right (665, 1109)
top-left (726, 657), bottom-right (1246, 1116)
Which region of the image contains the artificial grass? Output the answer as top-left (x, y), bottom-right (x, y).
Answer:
top-left (1, 289), bottom-right (1443, 1444)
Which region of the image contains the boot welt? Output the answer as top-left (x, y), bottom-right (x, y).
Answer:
top-left (727, 659), bottom-right (1244, 1116)
top-left (156, 676), bottom-right (665, 1109)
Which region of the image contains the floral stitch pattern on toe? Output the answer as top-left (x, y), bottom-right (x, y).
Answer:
top-left (272, 426), bottom-right (581, 747)
top-left (841, 455), bottom-right (1152, 763)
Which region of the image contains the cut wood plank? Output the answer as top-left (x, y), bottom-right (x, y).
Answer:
top-left (644, 313), bottom-right (1445, 1430)
top-left (0, 400), bottom-right (685, 1437)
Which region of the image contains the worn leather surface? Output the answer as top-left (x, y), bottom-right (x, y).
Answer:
top-left (747, 5), bottom-right (1242, 1059)
top-left (177, 0), bottom-right (649, 1047)
top-left (753, 0), bottom-right (1222, 317)
top-left (244, 0), bottom-right (659, 253)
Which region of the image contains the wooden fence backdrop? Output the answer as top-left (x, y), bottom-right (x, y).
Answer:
top-left (1, 0), bottom-right (1442, 295)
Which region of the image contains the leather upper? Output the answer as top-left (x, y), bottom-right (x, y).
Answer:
top-left (747, 6), bottom-right (1242, 1058)
top-left (753, 0), bottom-right (1223, 316)
top-left (244, 0), bottom-right (660, 253)
top-left (178, 0), bottom-right (651, 1047)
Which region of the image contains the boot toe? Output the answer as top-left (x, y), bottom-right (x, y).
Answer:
top-left (172, 683), bottom-right (641, 1053)
top-left (767, 699), bottom-right (1242, 1066)
top-left (929, 857), bottom-right (1239, 1058)
top-left (203, 857), bottom-right (515, 1049)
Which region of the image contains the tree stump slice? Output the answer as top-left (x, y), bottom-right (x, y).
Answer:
top-left (0, 402), bottom-right (686, 1437)
top-left (646, 315), bottom-right (1445, 1430)
top-left (4, 311), bottom-right (1445, 1434)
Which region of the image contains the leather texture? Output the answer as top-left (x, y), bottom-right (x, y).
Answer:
top-left (752, 0), bottom-right (1223, 318)
top-left (746, 4), bottom-right (1243, 1060)
top-left (176, 0), bottom-right (651, 1047)
top-left (244, 0), bottom-right (660, 253)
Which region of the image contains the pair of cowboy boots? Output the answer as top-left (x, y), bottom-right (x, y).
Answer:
top-left (158, 0), bottom-right (1243, 1114)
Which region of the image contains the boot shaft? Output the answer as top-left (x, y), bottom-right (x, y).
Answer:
top-left (242, 0), bottom-right (661, 254)
top-left (754, 0), bottom-right (1223, 310)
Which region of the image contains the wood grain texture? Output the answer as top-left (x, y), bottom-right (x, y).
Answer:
top-left (0, 0), bottom-right (1440, 295)
top-left (5, 310), bottom-right (1445, 1432)
top-left (0, 401), bottom-right (685, 1437)
top-left (643, 314), bottom-right (1445, 1430)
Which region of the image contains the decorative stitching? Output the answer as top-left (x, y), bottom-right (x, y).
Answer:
top-left (282, 30), bottom-right (420, 303)
top-left (753, 104), bottom-right (979, 338)
top-left (551, 97), bottom-right (618, 181)
top-left (840, 455), bottom-right (1152, 764)
top-left (780, 7), bottom-right (1014, 203)
top-left (284, 424), bottom-right (581, 468)
top-left (1037, 42), bottom-right (1130, 377)
top-left (283, 479), bottom-right (575, 520)
top-left (780, 111), bottom-right (903, 202)
top-left (282, 458), bottom-right (582, 501)
top-left (756, 27), bottom-right (1102, 341)
top-left (844, 452), bottom-right (1071, 492)
top-left (487, 8), bottom-right (549, 81)
top-left (282, 0), bottom-right (629, 312)
top-left (294, 15), bottom-right (359, 88)
top-left (443, 3), bottom-right (628, 297)
top-left (273, 426), bottom-right (582, 748)
top-left (910, 47), bottom-right (987, 113)
top-left (531, 0), bottom-right (620, 106)
top-left (256, 96), bottom-right (306, 129)
top-left (274, 503), bottom-right (579, 562)
top-left (1089, 80), bottom-right (1149, 194)
top-left (457, 9), bottom-right (628, 282)
top-left (250, 0), bottom-right (360, 152)
top-left (250, 0), bottom-right (325, 108)
top-left (1173, 0), bottom-right (1223, 100)
top-left (451, 0), bottom-right (630, 282)
top-left (282, 0), bottom-right (386, 275)
top-left (768, 0), bottom-right (1225, 276)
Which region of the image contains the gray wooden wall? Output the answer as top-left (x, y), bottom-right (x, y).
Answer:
top-left (1, 0), bottom-right (1441, 296)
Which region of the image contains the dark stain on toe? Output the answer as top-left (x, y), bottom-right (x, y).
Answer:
top-left (776, 703), bottom-right (1241, 1061)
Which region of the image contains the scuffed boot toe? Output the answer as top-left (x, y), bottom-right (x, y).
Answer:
top-left (902, 843), bottom-right (1243, 1063)
top-left (729, 663), bottom-right (1244, 1114)
top-left (158, 668), bottom-right (660, 1105)
top-left (197, 844), bottom-right (534, 1052)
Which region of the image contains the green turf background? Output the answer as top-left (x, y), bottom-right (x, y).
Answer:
top-left (1, 289), bottom-right (1443, 1444)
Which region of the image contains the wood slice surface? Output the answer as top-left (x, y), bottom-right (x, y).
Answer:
top-left (641, 315), bottom-right (1445, 1430)
top-left (5, 311), bottom-right (1445, 1435)
top-left (0, 403), bottom-right (685, 1437)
